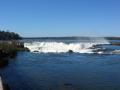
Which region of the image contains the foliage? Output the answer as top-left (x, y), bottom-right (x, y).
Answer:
top-left (0, 30), bottom-right (22, 40)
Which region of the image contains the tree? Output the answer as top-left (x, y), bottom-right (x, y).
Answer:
top-left (0, 30), bottom-right (22, 40)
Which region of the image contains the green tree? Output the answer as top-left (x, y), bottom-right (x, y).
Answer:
top-left (0, 30), bottom-right (22, 40)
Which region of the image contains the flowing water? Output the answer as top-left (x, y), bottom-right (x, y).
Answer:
top-left (0, 37), bottom-right (120, 90)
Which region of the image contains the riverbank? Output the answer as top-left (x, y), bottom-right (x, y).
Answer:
top-left (0, 41), bottom-right (29, 68)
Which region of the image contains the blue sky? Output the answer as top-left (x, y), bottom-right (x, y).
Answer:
top-left (0, 0), bottom-right (120, 37)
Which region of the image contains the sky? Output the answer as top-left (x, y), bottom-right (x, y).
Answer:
top-left (0, 0), bottom-right (120, 37)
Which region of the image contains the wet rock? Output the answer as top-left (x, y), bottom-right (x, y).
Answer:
top-left (33, 50), bottom-right (39, 52)
top-left (68, 50), bottom-right (73, 53)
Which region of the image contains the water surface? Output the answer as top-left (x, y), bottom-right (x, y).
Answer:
top-left (0, 38), bottom-right (120, 90)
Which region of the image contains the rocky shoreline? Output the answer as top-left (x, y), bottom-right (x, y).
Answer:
top-left (111, 42), bottom-right (120, 46)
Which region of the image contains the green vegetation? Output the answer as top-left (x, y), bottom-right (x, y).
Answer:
top-left (0, 41), bottom-right (29, 68)
top-left (0, 30), bottom-right (29, 68)
top-left (0, 30), bottom-right (22, 40)
top-left (0, 41), bottom-right (28, 56)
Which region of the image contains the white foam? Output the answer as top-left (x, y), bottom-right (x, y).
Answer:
top-left (24, 41), bottom-right (109, 53)
top-left (111, 50), bottom-right (120, 54)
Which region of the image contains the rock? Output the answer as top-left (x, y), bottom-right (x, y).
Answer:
top-left (111, 42), bottom-right (120, 46)
top-left (33, 50), bottom-right (39, 52)
top-left (68, 50), bottom-right (73, 53)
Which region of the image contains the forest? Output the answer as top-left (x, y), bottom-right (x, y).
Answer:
top-left (0, 30), bottom-right (21, 40)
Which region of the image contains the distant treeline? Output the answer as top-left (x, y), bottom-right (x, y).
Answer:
top-left (24, 37), bottom-right (120, 40)
top-left (0, 30), bottom-right (22, 40)
top-left (105, 37), bottom-right (120, 40)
